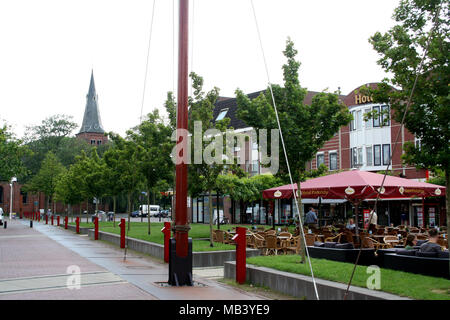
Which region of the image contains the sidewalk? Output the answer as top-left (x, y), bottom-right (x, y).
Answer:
top-left (0, 220), bottom-right (263, 300)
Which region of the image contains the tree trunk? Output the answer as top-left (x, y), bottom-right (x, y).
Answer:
top-left (209, 189), bottom-right (214, 247)
top-left (79, 203), bottom-right (82, 220)
top-left (446, 169), bottom-right (450, 275)
top-left (113, 195), bottom-right (117, 228)
top-left (147, 189), bottom-right (151, 235)
top-left (127, 192), bottom-right (131, 231)
top-left (86, 199), bottom-right (89, 223)
top-left (297, 169), bottom-right (306, 264)
top-left (44, 195), bottom-right (48, 215)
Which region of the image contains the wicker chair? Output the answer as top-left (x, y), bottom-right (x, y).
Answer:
top-left (325, 233), bottom-right (343, 243)
top-left (305, 233), bottom-right (316, 246)
top-left (216, 230), bottom-right (225, 243)
top-left (264, 235), bottom-right (279, 255)
top-left (383, 235), bottom-right (399, 248)
top-left (286, 236), bottom-right (300, 254)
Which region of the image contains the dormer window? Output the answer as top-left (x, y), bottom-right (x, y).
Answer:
top-left (215, 109), bottom-right (229, 121)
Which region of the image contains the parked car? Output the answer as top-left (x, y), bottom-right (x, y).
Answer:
top-left (107, 212), bottom-right (114, 221)
top-left (131, 210), bottom-right (140, 218)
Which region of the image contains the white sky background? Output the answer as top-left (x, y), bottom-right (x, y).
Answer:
top-left (0, 0), bottom-right (400, 138)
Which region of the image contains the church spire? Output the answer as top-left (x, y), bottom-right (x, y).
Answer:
top-left (79, 70), bottom-right (105, 134)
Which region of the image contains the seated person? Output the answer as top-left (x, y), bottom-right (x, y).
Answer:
top-left (346, 218), bottom-right (356, 230)
top-left (404, 234), bottom-right (417, 250)
top-left (419, 229), bottom-right (441, 254)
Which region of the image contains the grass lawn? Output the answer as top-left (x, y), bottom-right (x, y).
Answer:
top-left (68, 221), bottom-right (267, 252)
top-left (246, 255), bottom-right (450, 300)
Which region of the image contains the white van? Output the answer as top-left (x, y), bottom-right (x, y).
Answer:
top-left (139, 205), bottom-right (160, 217)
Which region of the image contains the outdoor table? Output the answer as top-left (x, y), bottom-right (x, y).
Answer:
top-left (371, 235), bottom-right (385, 243)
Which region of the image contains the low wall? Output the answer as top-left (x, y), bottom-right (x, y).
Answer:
top-left (87, 230), bottom-right (260, 267)
top-left (224, 261), bottom-right (409, 300)
top-left (62, 224), bottom-right (91, 235)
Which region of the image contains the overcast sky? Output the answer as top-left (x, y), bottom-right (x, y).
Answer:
top-left (0, 0), bottom-right (400, 138)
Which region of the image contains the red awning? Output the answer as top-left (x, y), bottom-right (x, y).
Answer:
top-left (262, 170), bottom-right (445, 201)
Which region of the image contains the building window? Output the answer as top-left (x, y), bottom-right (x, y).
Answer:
top-left (358, 147), bottom-right (363, 166)
top-left (316, 153), bottom-right (325, 168)
top-left (364, 108), bottom-right (372, 129)
top-left (366, 146), bottom-right (373, 166)
top-left (356, 110), bottom-right (362, 130)
top-left (383, 144), bottom-right (391, 165)
top-left (415, 138), bottom-right (421, 150)
top-left (215, 109), bottom-right (229, 121)
top-left (252, 141), bottom-right (258, 150)
top-left (381, 105), bottom-right (390, 126)
top-left (374, 145), bottom-right (381, 166)
top-left (20, 190), bottom-right (28, 204)
top-left (97, 140), bottom-right (102, 145)
top-left (352, 148), bottom-right (358, 168)
top-left (251, 160), bottom-right (259, 173)
top-left (90, 139), bottom-right (96, 145)
top-left (350, 111), bottom-right (355, 131)
top-left (373, 106), bottom-right (380, 127)
top-left (329, 152), bottom-right (338, 170)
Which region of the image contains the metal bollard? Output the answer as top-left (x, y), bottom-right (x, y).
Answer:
top-left (94, 217), bottom-right (99, 240)
top-left (232, 227), bottom-right (247, 284)
top-left (76, 217), bottom-right (80, 234)
top-left (51, 215), bottom-right (54, 225)
top-left (3, 221), bottom-right (7, 229)
top-left (119, 219), bottom-right (126, 248)
top-left (30, 220), bottom-right (33, 228)
top-left (161, 222), bottom-right (171, 263)
top-left (64, 216), bottom-right (68, 229)
top-left (57, 216), bottom-right (60, 226)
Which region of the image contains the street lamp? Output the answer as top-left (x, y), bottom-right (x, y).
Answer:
top-left (10, 177), bottom-right (17, 221)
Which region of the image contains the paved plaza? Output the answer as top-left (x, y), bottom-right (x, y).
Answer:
top-left (0, 220), bottom-right (264, 300)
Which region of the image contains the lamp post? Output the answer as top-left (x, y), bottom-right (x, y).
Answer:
top-left (10, 177), bottom-right (17, 221)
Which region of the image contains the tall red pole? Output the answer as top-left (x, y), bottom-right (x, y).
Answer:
top-left (174, 0), bottom-right (190, 258)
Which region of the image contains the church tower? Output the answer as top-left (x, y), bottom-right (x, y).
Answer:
top-left (76, 70), bottom-right (108, 145)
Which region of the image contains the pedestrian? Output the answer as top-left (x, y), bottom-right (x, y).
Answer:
top-left (304, 207), bottom-right (318, 229)
top-left (419, 229), bottom-right (442, 254)
top-left (367, 210), bottom-right (377, 234)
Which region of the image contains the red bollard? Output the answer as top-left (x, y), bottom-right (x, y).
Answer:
top-left (94, 217), bottom-right (99, 240)
top-left (232, 227), bottom-right (247, 284)
top-left (51, 215), bottom-right (54, 225)
top-left (38, 214), bottom-right (41, 222)
top-left (64, 216), bottom-right (68, 229)
top-left (161, 222), bottom-right (171, 263)
top-left (45, 215), bottom-right (48, 225)
top-left (119, 218), bottom-right (126, 248)
top-left (57, 216), bottom-right (60, 226)
top-left (76, 217), bottom-right (80, 234)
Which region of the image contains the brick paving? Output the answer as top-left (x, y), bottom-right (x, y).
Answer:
top-left (0, 220), bottom-right (264, 300)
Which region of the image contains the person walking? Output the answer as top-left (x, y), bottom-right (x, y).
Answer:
top-left (305, 207), bottom-right (318, 229)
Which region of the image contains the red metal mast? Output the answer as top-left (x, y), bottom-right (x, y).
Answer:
top-left (174, 0), bottom-right (189, 258)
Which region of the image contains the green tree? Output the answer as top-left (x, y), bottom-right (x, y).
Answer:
top-left (26, 152), bottom-right (65, 213)
top-left (54, 165), bottom-right (84, 222)
top-left (188, 72), bottom-right (230, 246)
top-left (103, 146), bottom-right (124, 227)
top-left (0, 125), bottom-right (28, 182)
top-left (368, 0), bottom-right (449, 253)
top-left (129, 109), bottom-right (174, 234)
top-left (236, 38), bottom-right (352, 262)
top-left (84, 148), bottom-right (106, 219)
top-left (22, 114), bottom-right (78, 180)
top-left (108, 133), bottom-right (144, 231)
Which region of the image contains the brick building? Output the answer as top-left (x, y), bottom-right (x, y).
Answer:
top-left (188, 82), bottom-right (436, 226)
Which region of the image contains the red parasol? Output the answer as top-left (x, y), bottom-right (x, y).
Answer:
top-left (263, 170), bottom-right (445, 201)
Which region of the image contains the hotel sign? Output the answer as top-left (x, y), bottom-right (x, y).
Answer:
top-left (354, 94), bottom-right (373, 105)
